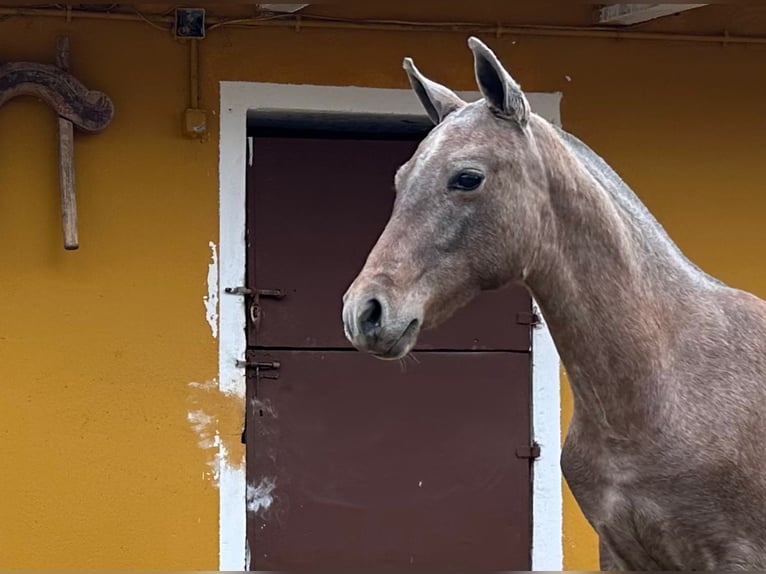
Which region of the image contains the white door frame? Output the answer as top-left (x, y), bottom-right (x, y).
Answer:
top-left (218, 80), bottom-right (563, 571)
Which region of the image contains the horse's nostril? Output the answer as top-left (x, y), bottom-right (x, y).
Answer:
top-left (359, 298), bottom-right (383, 337)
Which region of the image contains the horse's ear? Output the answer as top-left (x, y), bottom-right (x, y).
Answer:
top-left (468, 36), bottom-right (530, 127)
top-left (403, 57), bottom-right (465, 125)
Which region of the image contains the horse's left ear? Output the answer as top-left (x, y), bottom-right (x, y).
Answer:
top-left (468, 36), bottom-right (530, 127)
top-left (403, 57), bottom-right (465, 125)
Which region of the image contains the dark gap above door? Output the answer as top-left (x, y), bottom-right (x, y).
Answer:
top-left (248, 109), bottom-right (431, 140)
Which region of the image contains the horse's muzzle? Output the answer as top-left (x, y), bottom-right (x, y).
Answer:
top-left (342, 291), bottom-right (421, 359)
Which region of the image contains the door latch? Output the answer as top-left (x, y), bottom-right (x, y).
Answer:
top-left (249, 288), bottom-right (285, 331)
top-left (224, 286), bottom-right (286, 330)
top-left (224, 286), bottom-right (253, 296)
top-left (237, 359), bottom-right (281, 379)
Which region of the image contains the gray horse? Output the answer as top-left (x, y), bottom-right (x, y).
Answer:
top-left (342, 36), bottom-right (766, 571)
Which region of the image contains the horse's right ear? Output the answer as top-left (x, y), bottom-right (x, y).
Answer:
top-left (468, 36), bottom-right (530, 127)
top-left (403, 57), bottom-right (465, 125)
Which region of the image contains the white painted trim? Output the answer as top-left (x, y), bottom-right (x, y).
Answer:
top-left (218, 81), bottom-right (563, 571)
top-left (530, 300), bottom-right (563, 570)
top-left (218, 82), bottom-right (249, 572)
top-left (528, 100), bottom-right (564, 573)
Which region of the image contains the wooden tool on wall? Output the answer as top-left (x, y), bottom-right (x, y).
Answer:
top-left (0, 37), bottom-right (114, 250)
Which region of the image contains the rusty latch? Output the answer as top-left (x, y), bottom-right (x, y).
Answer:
top-left (224, 286), bottom-right (253, 296)
top-left (249, 288), bottom-right (286, 331)
top-left (254, 288), bottom-right (285, 300)
top-left (257, 361), bottom-right (281, 371)
top-left (237, 359), bottom-right (281, 380)
top-left (225, 287), bottom-right (285, 300)
top-left (224, 286), bottom-right (287, 329)
top-left (236, 360), bottom-right (280, 370)
top-left (516, 312), bottom-right (540, 326)
top-left (515, 444), bottom-right (541, 460)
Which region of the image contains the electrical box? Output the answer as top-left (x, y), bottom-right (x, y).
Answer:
top-left (183, 108), bottom-right (208, 139)
top-left (175, 8), bottom-right (206, 39)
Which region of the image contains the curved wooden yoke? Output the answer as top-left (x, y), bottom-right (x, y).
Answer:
top-left (0, 37), bottom-right (115, 250)
top-left (0, 62), bottom-right (114, 132)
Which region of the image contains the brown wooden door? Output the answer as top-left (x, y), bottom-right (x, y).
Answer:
top-left (248, 137), bottom-right (531, 352)
top-left (245, 134), bottom-right (533, 571)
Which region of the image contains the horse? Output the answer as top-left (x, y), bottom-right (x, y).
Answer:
top-left (342, 36), bottom-right (766, 570)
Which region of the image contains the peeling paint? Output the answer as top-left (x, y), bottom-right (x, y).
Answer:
top-left (187, 409), bottom-right (216, 450)
top-left (204, 241), bottom-right (219, 339)
top-left (247, 477), bottom-right (277, 516)
top-left (187, 379), bottom-right (245, 485)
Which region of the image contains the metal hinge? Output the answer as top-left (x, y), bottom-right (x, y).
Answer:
top-left (515, 312), bottom-right (540, 327)
top-left (515, 443), bottom-right (541, 460)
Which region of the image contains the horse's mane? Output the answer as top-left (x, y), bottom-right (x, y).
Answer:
top-left (551, 123), bottom-right (722, 287)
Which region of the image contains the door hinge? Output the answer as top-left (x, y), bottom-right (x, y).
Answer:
top-left (515, 443), bottom-right (541, 460)
top-left (516, 311), bottom-right (540, 327)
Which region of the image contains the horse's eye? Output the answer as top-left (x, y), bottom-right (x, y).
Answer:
top-left (449, 170), bottom-right (485, 192)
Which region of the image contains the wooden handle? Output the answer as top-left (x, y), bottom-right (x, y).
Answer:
top-left (56, 38), bottom-right (78, 250)
top-left (58, 116), bottom-right (78, 250)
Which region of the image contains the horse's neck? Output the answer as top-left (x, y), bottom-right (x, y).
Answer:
top-left (524, 122), bottom-right (704, 430)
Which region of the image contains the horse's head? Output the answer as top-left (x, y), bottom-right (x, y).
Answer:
top-left (343, 37), bottom-right (548, 359)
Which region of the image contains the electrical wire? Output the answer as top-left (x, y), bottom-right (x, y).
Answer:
top-left (1, 5), bottom-right (766, 46)
top-left (131, 7), bottom-right (171, 33)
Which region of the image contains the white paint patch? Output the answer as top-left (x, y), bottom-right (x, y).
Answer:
top-left (187, 379), bottom-right (246, 486)
top-left (188, 409), bottom-right (216, 450)
top-left (190, 418), bottom-right (221, 483)
top-left (204, 241), bottom-right (219, 339)
top-left (247, 477), bottom-right (277, 516)
top-left (187, 380), bottom-right (223, 484)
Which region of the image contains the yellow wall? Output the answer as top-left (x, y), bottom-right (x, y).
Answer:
top-left (1, 11), bottom-right (765, 570)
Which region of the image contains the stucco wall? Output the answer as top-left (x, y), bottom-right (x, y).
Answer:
top-left (1, 12), bottom-right (764, 570)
